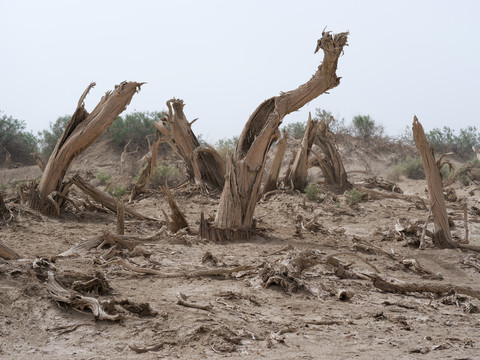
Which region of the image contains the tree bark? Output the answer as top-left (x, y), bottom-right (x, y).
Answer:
top-left (29, 81), bottom-right (143, 215)
top-left (201, 30), bottom-right (349, 241)
top-left (262, 129), bottom-right (289, 194)
top-left (153, 99), bottom-right (225, 189)
top-left (412, 116), bottom-right (455, 248)
top-left (311, 117), bottom-right (351, 191)
top-left (284, 113), bottom-right (319, 191)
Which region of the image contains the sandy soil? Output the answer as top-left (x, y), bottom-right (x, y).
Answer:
top-left (1, 138), bottom-right (480, 359)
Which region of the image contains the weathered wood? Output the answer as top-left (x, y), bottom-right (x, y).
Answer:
top-left (312, 117), bottom-right (351, 191)
top-left (117, 201), bottom-right (125, 235)
top-left (70, 174), bottom-right (155, 221)
top-left (160, 186), bottom-right (189, 233)
top-left (31, 152), bottom-right (46, 171)
top-left (0, 240), bottom-right (21, 260)
top-left (262, 129), bottom-right (289, 194)
top-left (153, 99), bottom-right (225, 189)
top-left (412, 116), bottom-right (455, 248)
top-left (30, 81), bottom-right (143, 215)
top-left (204, 31), bottom-right (349, 241)
top-left (284, 113), bottom-right (319, 191)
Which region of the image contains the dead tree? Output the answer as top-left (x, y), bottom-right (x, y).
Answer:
top-left (5, 150), bottom-right (12, 169)
top-left (284, 113), bottom-right (319, 191)
top-left (120, 140), bottom-right (138, 175)
top-left (31, 152), bottom-right (46, 171)
top-left (160, 186), bottom-right (189, 233)
top-left (412, 116), bottom-right (455, 248)
top-left (262, 129), bottom-right (289, 194)
top-left (153, 99), bottom-right (225, 189)
top-left (201, 30), bottom-right (349, 241)
top-left (311, 117), bottom-right (351, 191)
top-left (28, 81), bottom-right (143, 215)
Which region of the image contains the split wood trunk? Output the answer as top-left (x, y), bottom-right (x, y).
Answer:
top-left (312, 118), bottom-right (351, 191)
top-left (29, 82), bottom-right (143, 215)
top-left (160, 186), bottom-right (189, 233)
top-left (153, 99), bottom-right (225, 189)
top-left (262, 130), bottom-right (289, 194)
top-left (284, 113), bottom-right (319, 191)
top-left (412, 116), bottom-right (455, 248)
top-left (201, 30), bottom-right (349, 241)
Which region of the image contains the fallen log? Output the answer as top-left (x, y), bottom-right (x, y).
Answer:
top-left (0, 240), bottom-right (21, 260)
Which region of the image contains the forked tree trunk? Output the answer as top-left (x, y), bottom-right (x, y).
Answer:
top-left (29, 82), bottom-right (143, 215)
top-left (153, 99), bottom-right (225, 189)
top-left (412, 116), bottom-right (455, 249)
top-left (284, 113), bottom-right (319, 191)
top-left (262, 129), bottom-right (289, 194)
top-left (311, 117), bottom-right (351, 191)
top-left (201, 30), bottom-right (349, 241)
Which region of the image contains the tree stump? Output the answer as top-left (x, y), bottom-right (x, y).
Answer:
top-left (201, 30), bottom-right (349, 241)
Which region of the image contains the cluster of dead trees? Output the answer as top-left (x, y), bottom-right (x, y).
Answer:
top-left (3, 29), bottom-right (473, 251)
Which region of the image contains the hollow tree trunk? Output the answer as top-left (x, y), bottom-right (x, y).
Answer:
top-left (412, 116), bottom-right (455, 248)
top-left (284, 113), bottom-right (319, 191)
top-left (311, 117), bottom-right (351, 191)
top-left (201, 30), bottom-right (349, 241)
top-left (29, 82), bottom-right (143, 215)
top-left (262, 129), bottom-right (289, 194)
top-left (153, 99), bottom-right (225, 189)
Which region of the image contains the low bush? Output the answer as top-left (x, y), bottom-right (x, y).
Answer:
top-left (352, 115), bottom-right (384, 140)
top-left (96, 171), bottom-right (112, 186)
top-left (393, 156), bottom-right (425, 180)
top-left (283, 121), bottom-right (306, 139)
top-left (215, 136), bottom-right (239, 160)
top-left (148, 165), bottom-right (183, 188)
top-left (345, 188), bottom-right (364, 205)
top-left (108, 185), bottom-right (127, 198)
top-left (305, 183), bottom-right (321, 201)
top-left (0, 111), bottom-right (38, 165)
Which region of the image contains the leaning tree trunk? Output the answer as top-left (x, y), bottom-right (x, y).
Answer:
top-left (311, 117), bottom-right (351, 191)
top-left (262, 129), bottom-right (289, 194)
top-left (29, 82), bottom-right (143, 215)
top-left (284, 113), bottom-right (319, 191)
top-left (153, 99), bottom-right (225, 189)
top-left (412, 116), bottom-right (455, 248)
top-left (201, 30), bottom-right (349, 241)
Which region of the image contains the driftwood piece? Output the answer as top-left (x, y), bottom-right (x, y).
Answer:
top-left (312, 117), bottom-right (351, 191)
top-left (284, 113), bottom-right (319, 191)
top-left (262, 130), bottom-right (289, 194)
top-left (31, 152), bottom-right (46, 171)
top-left (371, 273), bottom-right (480, 300)
top-left (0, 240), bottom-right (21, 260)
top-left (153, 99), bottom-right (225, 189)
top-left (412, 116), bottom-right (455, 248)
top-left (71, 174), bottom-right (155, 221)
top-left (160, 186), bottom-right (189, 233)
top-left (58, 236), bottom-right (104, 257)
top-left (361, 176), bottom-right (403, 194)
top-left (202, 30), bottom-right (349, 241)
top-left (176, 293), bottom-right (212, 311)
top-left (29, 81), bottom-right (143, 215)
top-left (358, 187), bottom-right (427, 209)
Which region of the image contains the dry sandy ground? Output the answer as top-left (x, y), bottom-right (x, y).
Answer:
top-left (1, 139), bottom-right (480, 360)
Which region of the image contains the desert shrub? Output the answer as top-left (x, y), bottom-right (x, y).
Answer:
top-left (351, 115), bottom-right (384, 140)
top-left (394, 156), bottom-right (425, 179)
top-left (426, 126), bottom-right (480, 160)
top-left (283, 121), bottom-right (306, 139)
top-left (108, 111), bottom-right (166, 149)
top-left (345, 188), bottom-right (363, 205)
top-left (148, 165), bottom-right (182, 188)
top-left (108, 185), bottom-right (126, 198)
top-left (0, 111), bottom-right (38, 165)
top-left (96, 171), bottom-right (112, 186)
top-left (315, 108), bottom-right (348, 134)
top-left (305, 183), bottom-right (320, 201)
top-left (38, 115), bottom-right (70, 158)
top-left (216, 136), bottom-right (239, 160)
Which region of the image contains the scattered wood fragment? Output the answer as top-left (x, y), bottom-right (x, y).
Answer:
top-left (129, 343), bottom-right (164, 353)
top-left (419, 208), bottom-right (432, 250)
top-left (0, 240), bottom-right (21, 260)
top-left (357, 187), bottom-right (427, 209)
top-left (176, 293), bottom-right (212, 311)
top-left (116, 201), bottom-right (125, 235)
top-left (360, 176), bottom-right (403, 193)
top-left (160, 186), bottom-right (189, 233)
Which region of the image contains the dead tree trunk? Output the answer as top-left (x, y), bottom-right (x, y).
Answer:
top-left (160, 186), bottom-right (189, 233)
top-left (201, 30), bottom-right (349, 241)
top-left (412, 116), bottom-right (455, 248)
top-left (0, 240), bottom-right (20, 260)
top-left (311, 117), bottom-right (351, 191)
top-left (284, 113), bottom-right (319, 191)
top-left (153, 99), bottom-right (225, 189)
top-left (31, 152), bottom-right (46, 172)
top-left (29, 82), bottom-right (143, 215)
top-left (262, 129), bottom-right (289, 194)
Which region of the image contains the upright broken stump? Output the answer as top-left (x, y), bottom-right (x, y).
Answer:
top-left (201, 30), bottom-right (349, 241)
top-left (160, 186), bottom-right (189, 233)
top-left (412, 116), bottom-right (456, 248)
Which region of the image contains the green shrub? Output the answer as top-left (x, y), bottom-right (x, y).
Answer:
top-left (352, 115), bottom-right (384, 140)
top-left (315, 108), bottom-right (347, 134)
top-left (426, 126), bottom-right (480, 160)
top-left (96, 171), bottom-right (112, 186)
top-left (216, 136), bottom-right (239, 160)
top-left (108, 111), bottom-right (166, 149)
top-left (394, 156), bottom-right (425, 180)
top-left (283, 121), bottom-right (306, 139)
top-left (345, 188), bottom-right (364, 205)
top-left (305, 183), bottom-right (321, 201)
top-left (148, 165), bottom-right (182, 188)
top-left (108, 185), bottom-right (126, 198)
top-left (38, 115), bottom-right (70, 158)
top-left (0, 111), bottom-right (38, 165)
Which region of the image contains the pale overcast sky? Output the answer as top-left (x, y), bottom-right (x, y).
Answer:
top-left (1, 0), bottom-right (479, 143)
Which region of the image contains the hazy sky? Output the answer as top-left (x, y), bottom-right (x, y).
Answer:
top-left (1, 0), bottom-right (479, 143)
